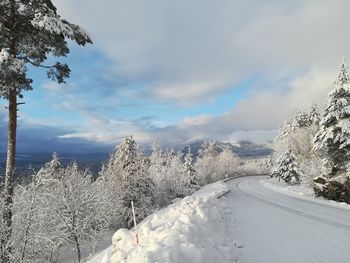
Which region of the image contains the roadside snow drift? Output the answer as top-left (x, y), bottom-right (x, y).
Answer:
top-left (88, 181), bottom-right (240, 263)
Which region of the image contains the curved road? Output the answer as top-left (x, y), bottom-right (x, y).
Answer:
top-left (225, 176), bottom-right (350, 263)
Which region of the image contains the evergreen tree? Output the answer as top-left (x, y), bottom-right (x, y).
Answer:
top-left (309, 104), bottom-right (321, 126)
top-left (0, 1), bottom-right (91, 259)
top-left (183, 148), bottom-right (200, 191)
top-left (36, 152), bottom-right (62, 183)
top-left (272, 105), bottom-right (322, 186)
top-left (99, 136), bottom-right (156, 228)
top-left (272, 149), bottom-right (301, 185)
top-left (314, 63), bottom-right (350, 176)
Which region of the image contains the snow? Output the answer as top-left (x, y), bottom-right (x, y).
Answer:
top-left (58, 230), bottom-right (115, 263)
top-left (261, 177), bottom-right (315, 197)
top-left (261, 177), bottom-right (350, 210)
top-left (30, 12), bottom-right (92, 44)
top-left (229, 176), bottom-right (350, 263)
top-left (32, 14), bottom-right (75, 38)
top-left (88, 181), bottom-right (241, 263)
top-left (0, 48), bottom-right (10, 63)
top-left (0, 48), bottom-right (24, 72)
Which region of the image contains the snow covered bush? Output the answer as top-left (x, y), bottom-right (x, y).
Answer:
top-left (272, 150), bottom-right (301, 185)
top-left (314, 62), bottom-right (350, 177)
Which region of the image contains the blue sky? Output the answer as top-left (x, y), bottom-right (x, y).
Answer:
top-left (24, 49), bottom-right (255, 126)
top-left (1, 0), bottom-right (349, 152)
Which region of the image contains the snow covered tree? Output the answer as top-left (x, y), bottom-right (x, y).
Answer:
top-left (148, 144), bottom-right (171, 206)
top-left (314, 62), bottom-right (350, 177)
top-left (183, 148), bottom-right (200, 191)
top-left (149, 144), bottom-right (196, 206)
top-left (12, 156), bottom-right (65, 263)
top-left (148, 144), bottom-right (167, 188)
top-left (309, 104), bottom-right (321, 126)
top-left (198, 141), bottom-right (218, 158)
top-left (217, 147), bottom-right (240, 179)
top-left (273, 106), bottom-right (322, 186)
top-left (272, 150), bottom-right (301, 185)
top-left (99, 136), bottom-right (157, 228)
top-left (36, 152), bottom-right (62, 182)
top-left (165, 150), bottom-right (190, 197)
top-left (5, 156), bottom-right (112, 263)
top-left (0, 2), bottom-right (92, 259)
top-left (43, 163), bottom-right (109, 263)
top-left (195, 142), bottom-right (219, 184)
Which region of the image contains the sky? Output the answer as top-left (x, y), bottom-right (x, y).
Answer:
top-left (1, 0), bottom-right (350, 152)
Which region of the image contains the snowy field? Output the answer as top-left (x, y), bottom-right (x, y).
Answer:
top-left (88, 181), bottom-right (242, 263)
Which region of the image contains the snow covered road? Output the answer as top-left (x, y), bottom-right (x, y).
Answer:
top-left (226, 176), bottom-right (350, 263)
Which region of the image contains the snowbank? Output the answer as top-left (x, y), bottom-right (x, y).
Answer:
top-left (261, 177), bottom-right (350, 210)
top-left (88, 181), bottom-right (240, 263)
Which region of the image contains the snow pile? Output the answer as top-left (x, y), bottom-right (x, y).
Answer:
top-left (262, 177), bottom-right (314, 197)
top-left (262, 178), bottom-right (350, 209)
top-left (89, 181), bottom-right (240, 263)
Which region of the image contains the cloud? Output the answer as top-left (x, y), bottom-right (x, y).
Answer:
top-left (39, 66), bottom-right (337, 148)
top-left (1, 0), bottom-right (346, 152)
top-left (0, 120), bottom-right (110, 153)
top-left (54, 0), bottom-right (350, 105)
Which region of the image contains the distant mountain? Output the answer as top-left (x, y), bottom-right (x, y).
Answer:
top-left (0, 140), bottom-right (272, 179)
top-left (181, 140), bottom-right (273, 158)
top-left (0, 152), bottom-right (109, 179)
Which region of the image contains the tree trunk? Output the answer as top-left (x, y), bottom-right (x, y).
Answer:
top-left (1, 89), bottom-right (17, 262)
top-left (74, 235), bottom-right (81, 263)
top-left (20, 184), bottom-right (37, 263)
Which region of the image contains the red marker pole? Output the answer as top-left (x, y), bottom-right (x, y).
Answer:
top-left (131, 201), bottom-right (139, 245)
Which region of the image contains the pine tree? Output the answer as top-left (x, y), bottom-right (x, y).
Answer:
top-left (0, 2), bottom-right (91, 259)
top-left (272, 150), bottom-right (301, 185)
top-left (183, 148), bottom-right (200, 191)
top-left (314, 62), bottom-right (350, 176)
top-left (36, 152), bottom-right (62, 183)
top-left (309, 104), bottom-right (321, 126)
top-left (99, 136), bottom-right (157, 228)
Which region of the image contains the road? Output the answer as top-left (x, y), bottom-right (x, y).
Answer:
top-left (225, 176), bottom-right (350, 263)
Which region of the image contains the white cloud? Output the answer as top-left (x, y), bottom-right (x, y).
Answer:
top-left (180, 115), bottom-right (213, 127)
top-left (52, 67), bottom-right (338, 146)
top-left (54, 0), bottom-right (350, 104)
top-left (38, 0), bottom-right (349, 145)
